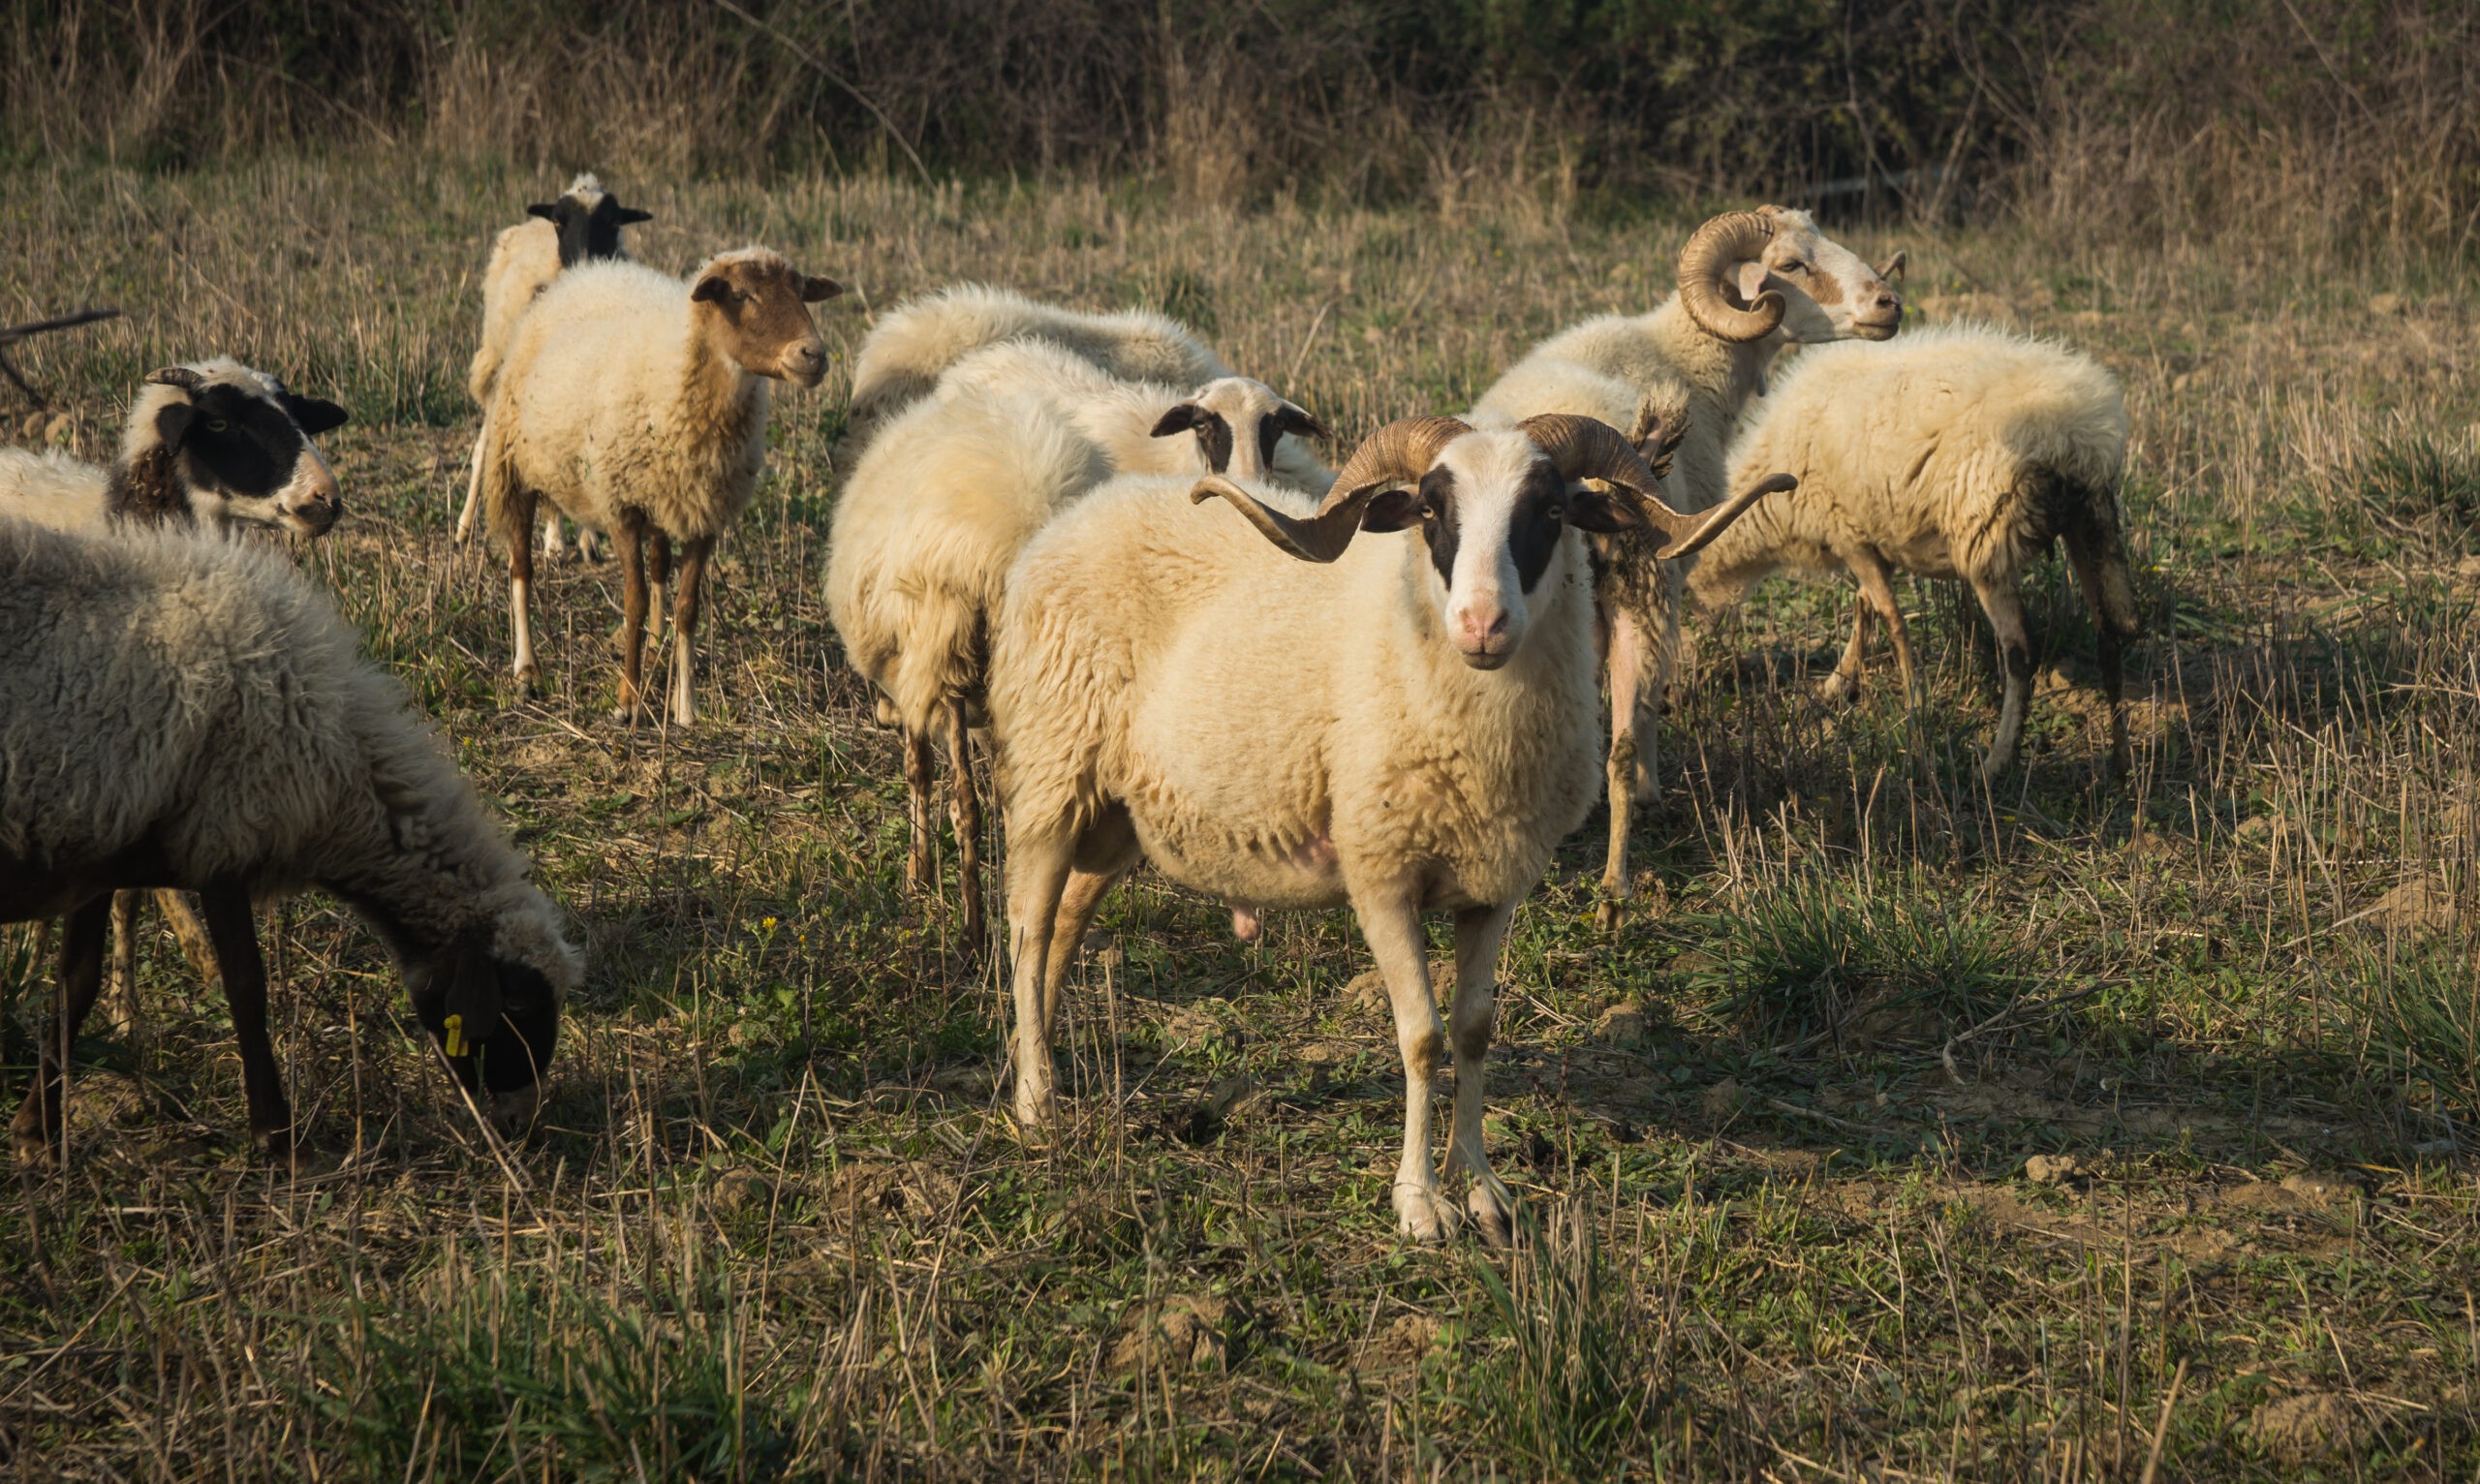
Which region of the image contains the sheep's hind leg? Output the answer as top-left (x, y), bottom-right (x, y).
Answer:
top-left (506, 489), bottom-right (541, 689)
top-left (946, 697), bottom-right (986, 955)
top-left (647, 533), bottom-right (671, 646)
top-left (1822, 588), bottom-right (1875, 703)
top-left (1041, 806), bottom-right (1139, 1032)
top-left (666, 536), bottom-right (713, 727)
top-left (1443, 902), bottom-right (1517, 1246)
top-left (1355, 890), bottom-right (1457, 1242)
top-left (609, 511), bottom-right (651, 723)
top-left (1971, 572), bottom-right (2034, 780)
top-left (541, 512), bottom-right (572, 562)
top-left (1598, 609), bottom-right (1651, 934)
top-left (200, 886), bottom-right (295, 1161)
top-left (902, 728), bottom-right (937, 897)
top-left (103, 889), bottom-right (140, 1036)
top-left (453, 413), bottom-right (489, 544)
top-left (1005, 828), bottom-right (1076, 1131)
top-left (2062, 530), bottom-right (2132, 778)
top-left (11, 897), bottom-right (108, 1165)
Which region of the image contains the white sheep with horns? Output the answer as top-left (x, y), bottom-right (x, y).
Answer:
top-left (844, 284), bottom-right (1234, 448)
top-left (454, 172), bottom-right (654, 557)
top-left (480, 247), bottom-right (841, 726)
top-left (1472, 205), bottom-right (1903, 929)
top-left (986, 412), bottom-right (1789, 1242)
top-left (824, 344), bottom-right (1332, 947)
top-left (0, 518), bottom-right (580, 1164)
top-left (1690, 322), bottom-right (2138, 779)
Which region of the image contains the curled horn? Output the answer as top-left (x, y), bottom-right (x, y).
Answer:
top-left (1191, 415), bottom-right (1468, 564)
top-left (143, 365), bottom-right (205, 391)
top-left (1655, 472), bottom-right (1797, 561)
top-left (1518, 413), bottom-right (1790, 560)
top-left (1676, 208), bottom-right (1787, 343)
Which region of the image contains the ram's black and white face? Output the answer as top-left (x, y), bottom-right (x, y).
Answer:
top-left (526, 188), bottom-right (654, 267)
top-left (1151, 378), bottom-right (1326, 482)
top-left (131, 363), bottom-right (351, 536)
top-left (1359, 432), bottom-right (1607, 670)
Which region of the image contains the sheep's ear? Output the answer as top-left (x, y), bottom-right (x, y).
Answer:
top-left (1357, 487), bottom-right (1424, 533)
top-left (1876, 249), bottom-right (1907, 285)
top-left (615, 205), bottom-right (654, 226)
top-left (1150, 404), bottom-right (1203, 438)
top-left (152, 401), bottom-right (197, 448)
top-left (1734, 260), bottom-right (1773, 304)
top-left (690, 274), bottom-right (735, 304)
top-left (1567, 481), bottom-right (1648, 534)
top-left (1634, 415), bottom-right (1685, 481)
top-left (434, 931), bottom-right (506, 1077)
top-left (282, 392), bottom-right (351, 436)
top-left (1275, 405), bottom-right (1329, 442)
top-left (798, 275), bottom-right (843, 303)
top-left (525, 202), bottom-right (561, 222)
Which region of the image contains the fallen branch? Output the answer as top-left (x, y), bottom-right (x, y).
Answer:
top-left (0, 306), bottom-right (123, 411)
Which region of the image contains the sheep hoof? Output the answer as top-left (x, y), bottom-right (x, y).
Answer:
top-left (10, 1126), bottom-right (55, 1168)
top-left (1596, 897), bottom-right (1627, 935)
top-left (1393, 1182), bottom-right (1461, 1244)
top-left (1010, 1079), bottom-right (1057, 1134)
top-left (1820, 672), bottom-right (1859, 705)
top-left (1978, 751), bottom-right (2013, 784)
top-left (1468, 1184), bottom-right (1516, 1248)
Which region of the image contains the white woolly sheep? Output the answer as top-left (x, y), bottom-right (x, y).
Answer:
top-left (0, 359), bottom-right (348, 539)
top-left (454, 173), bottom-right (655, 556)
top-left (845, 284), bottom-right (1234, 444)
top-left (0, 518), bottom-right (580, 1163)
top-left (824, 345), bottom-right (1331, 946)
top-left (1690, 323), bottom-right (2138, 779)
top-left (1473, 206), bottom-right (1902, 928)
top-left (987, 414), bottom-right (1786, 1242)
top-left (480, 247), bottom-right (841, 725)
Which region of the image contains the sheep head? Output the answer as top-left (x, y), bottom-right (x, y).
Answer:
top-left (119, 360), bottom-right (349, 537)
top-left (690, 248), bottom-right (841, 388)
top-left (1678, 206), bottom-right (1903, 345)
top-left (403, 904), bottom-right (574, 1134)
top-left (526, 172), bottom-right (654, 266)
top-left (1194, 413), bottom-right (1779, 669)
top-left (1149, 377), bottom-right (1327, 482)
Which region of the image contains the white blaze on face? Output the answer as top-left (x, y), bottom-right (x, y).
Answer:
top-left (1745, 208), bottom-right (1904, 344)
top-left (1426, 431), bottom-right (1568, 670)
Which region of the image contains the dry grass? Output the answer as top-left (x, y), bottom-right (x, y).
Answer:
top-left (2, 154), bottom-right (2478, 1478)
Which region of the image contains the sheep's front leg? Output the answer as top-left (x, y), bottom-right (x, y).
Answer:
top-left (2062, 529), bottom-right (2132, 778)
top-left (1823, 588), bottom-right (1875, 703)
top-left (1635, 564), bottom-right (1684, 803)
top-left (1354, 893), bottom-right (1456, 1242)
top-left (104, 889), bottom-right (140, 1036)
top-left (901, 728), bottom-right (937, 895)
top-left (453, 414), bottom-right (489, 544)
top-left (507, 488), bottom-right (541, 688)
top-left (1599, 609), bottom-right (1650, 934)
top-left (1005, 828), bottom-right (1075, 1130)
top-left (542, 512), bottom-right (572, 562)
top-left (666, 536), bottom-right (713, 727)
top-left (946, 697), bottom-right (986, 954)
top-left (11, 896), bottom-right (108, 1165)
top-left (610, 510), bottom-right (651, 722)
top-left (1971, 572), bottom-right (2033, 780)
top-left (647, 533), bottom-right (672, 646)
top-left (201, 886), bottom-right (294, 1159)
top-left (1443, 901), bottom-right (1517, 1246)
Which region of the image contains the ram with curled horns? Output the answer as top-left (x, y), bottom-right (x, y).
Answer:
top-left (985, 410), bottom-right (1792, 1243)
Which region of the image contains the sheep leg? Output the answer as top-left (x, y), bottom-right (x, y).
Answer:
top-left (541, 512), bottom-right (571, 562)
top-left (946, 696), bottom-right (986, 955)
top-left (666, 536), bottom-right (713, 727)
top-left (1635, 566), bottom-right (1683, 802)
top-left (1970, 573), bottom-right (2033, 780)
top-left (902, 728), bottom-right (937, 895)
top-left (1823, 590), bottom-right (1875, 703)
top-left (1598, 609), bottom-right (1651, 935)
top-left (103, 889), bottom-right (140, 1036)
top-left (453, 411), bottom-right (489, 544)
top-left (1355, 892), bottom-right (1457, 1243)
top-left (1443, 901), bottom-right (1517, 1246)
top-left (610, 511), bottom-right (651, 723)
top-left (2062, 531), bottom-right (2132, 778)
top-left (647, 533), bottom-right (671, 647)
top-left (200, 886), bottom-right (294, 1159)
top-left (575, 525), bottom-right (604, 564)
top-left (1041, 806), bottom-right (1140, 1032)
top-left (507, 487), bottom-right (540, 687)
top-left (157, 889), bottom-right (219, 986)
top-left (1005, 830), bottom-right (1076, 1130)
top-left (11, 896), bottom-right (108, 1165)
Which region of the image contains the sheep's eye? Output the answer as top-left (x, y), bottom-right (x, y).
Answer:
top-left (1779, 260), bottom-right (1808, 274)
top-left (203, 418), bottom-right (229, 432)
top-left (1544, 504), bottom-right (1565, 521)
top-left (1419, 504), bottom-right (1438, 521)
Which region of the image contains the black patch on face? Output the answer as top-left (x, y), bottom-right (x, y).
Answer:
top-left (531, 195), bottom-right (654, 267)
top-left (1506, 461), bottom-right (1568, 592)
top-left (1415, 467), bottom-right (1460, 586)
top-left (1193, 410), bottom-right (1233, 472)
top-left (171, 382), bottom-right (316, 500)
top-left (1256, 405), bottom-right (1326, 473)
top-left (480, 960), bottom-right (560, 1094)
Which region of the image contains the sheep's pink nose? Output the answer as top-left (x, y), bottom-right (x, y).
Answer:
top-left (1453, 603), bottom-right (1511, 656)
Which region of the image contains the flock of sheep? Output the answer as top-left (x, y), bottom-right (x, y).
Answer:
top-left (0, 175), bottom-right (2136, 1243)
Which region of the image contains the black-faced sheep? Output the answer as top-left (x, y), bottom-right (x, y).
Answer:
top-left (1473, 206), bottom-right (1902, 928)
top-left (987, 415), bottom-right (1786, 1243)
top-left (1690, 323), bottom-right (2138, 779)
top-left (0, 360), bottom-right (348, 539)
top-left (454, 173), bottom-right (655, 556)
top-left (844, 284), bottom-right (1234, 449)
top-left (480, 247), bottom-right (841, 726)
top-left (824, 343), bottom-right (1330, 949)
top-left (0, 519), bottom-right (578, 1164)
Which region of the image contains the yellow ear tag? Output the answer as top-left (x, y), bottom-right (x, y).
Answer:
top-left (444, 1014), bottom-right (467, 1058)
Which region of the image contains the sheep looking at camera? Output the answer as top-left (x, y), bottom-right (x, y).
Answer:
top-left (480, 247), bottom-right (841, 726)
top-left (1473, 206), bottom-right (1902, 927)
top-left (986, 414), bottom-right (1787, 1243)
top-left (0, 359), bottom-right (348, 539)
top-left (1690, 323), bottom-right (2138, 778)
top-left (845, 284), bottom-right (1234, 448)
top-left (454, 173), bottom-right (654, 554)
top-left (1, 518), bottom-right (579, 1163)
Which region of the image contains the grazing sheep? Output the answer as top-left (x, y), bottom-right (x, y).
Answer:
top-left (481, 247), bottom-right (840, 725)
top-left (845, 284), bottom-right (1234, 447)
top-left (0, 360), bottom-right (348, 539)
top-left (1690, 323), bottom-right (2137, 779)
top-left (454, 173), bottom-right (655, 555)
top-left (987, 414), bottom-right (1786, 1242)
top-left (1473, 206), bottom-right (1902, 928)
top-left (825, 347), bottom-right (1331, 947)
top-left (0, 518), bottom-right (579, 1163)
